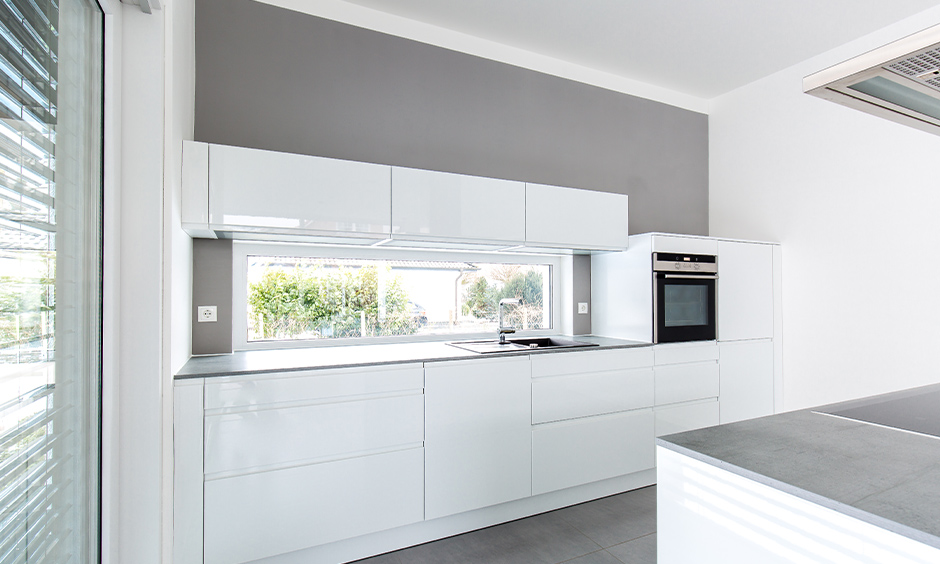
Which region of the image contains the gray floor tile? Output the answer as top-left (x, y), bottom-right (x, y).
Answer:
top-left (562, 549), bottom-right (624, 564)
top-left (555, 488), bottom-right (657, 548)
top-left (607, 533), bottom-right (656, 564)
top-left (393, 510), bottom-right (602, 564)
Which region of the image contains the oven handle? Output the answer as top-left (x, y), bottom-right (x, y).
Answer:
top-left (662, 274), bottom-right (719, 280)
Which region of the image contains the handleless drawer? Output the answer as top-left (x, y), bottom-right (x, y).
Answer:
top-left (204, 364), bottom-right (424, 410)
top-left (655, 361), bottom-right (719, 406)
top-left (655, 398), bottom-right (719, 437)
top-left (532, 367), bottom-right (653, 424)
top-left (653, 342), bottom-right (718, 366)
top-left (204, 392), bottom-right (424, 476)
top-left (531, 347), bottom-right (652, 378)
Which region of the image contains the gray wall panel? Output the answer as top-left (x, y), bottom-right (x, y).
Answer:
top-left (192, 239), bottom-right (233, 355)
top-left (194, 0), bottom-right (708, 236)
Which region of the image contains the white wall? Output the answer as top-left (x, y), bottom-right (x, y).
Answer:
top-left (710, 6), bottom-right (940, 411)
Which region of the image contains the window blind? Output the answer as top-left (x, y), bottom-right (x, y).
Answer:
top-left (0, 0), bottom-right (102, 562)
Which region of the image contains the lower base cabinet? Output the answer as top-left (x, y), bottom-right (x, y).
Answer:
top-left (655, 398), bottom-right (719, 438)
top-left (424, 356), bottom-right (532, 520)
top-left (204, 448), bottom-right (424, 564)
top-left (719, 339), bottom-right (774, 424)
top-left (532, 408), bottom-right (654, 495)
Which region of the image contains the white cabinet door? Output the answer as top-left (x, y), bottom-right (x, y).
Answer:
top-left (425, 357), bottom-right (532, 520)
top-left (525, 183), bottom-right (629, 250)
top-left (208, 144), bottom-right (391, 239)
top-left (391, 167), bottom-right (525, 244)
top-left (654, 361), bottom-right (719, 406)
top-left (532, 409), bottom-right (654, 495)
top-left (719, 339), bottom-right (774, 424)
top-left (718, 241), bottom-right (774, 341)
top-left (655, 398), bottom-right (719, 437)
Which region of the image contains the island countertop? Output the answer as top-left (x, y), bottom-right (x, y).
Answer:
top-left (176, 334), bottom-right (651, 379)
top-left (656, 383), bottom-right (940, 550)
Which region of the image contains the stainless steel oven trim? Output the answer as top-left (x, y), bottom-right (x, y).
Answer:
top-left (663, 274), bottom-right (718, 280)
top-left (653, 259), bottom-right (718, 274)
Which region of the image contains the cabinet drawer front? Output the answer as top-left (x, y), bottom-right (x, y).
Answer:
top-left (655, 361), bottom-right (719, 405)
top-left (205, 364), bottom-right (423, 410)
top-left (203, 448), bottom-right (424, 564)
top-left (655, 399), bottom-right (719, 437)
top-left (531, 347), bottom-right (652, 378)
top-left (651, 235), bottom-right (718, 255)
top-left (653, 342), bottom-right (718, 366)
top-left (204, 393), bottom-right (424, 476)
top-left (208, 144), bottom-right (391, 236)
top-left (532, 368), bottom-right (653, 424)
top-left (532, 409), bottom-right (654, 495)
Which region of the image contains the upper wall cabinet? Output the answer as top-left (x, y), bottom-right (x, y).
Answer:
top-left (525, 183), bottom-right (629, 251)
top-left (390, 167), bottom-right (525, 246)
top-left (183, 141), bottom-right (392, 242)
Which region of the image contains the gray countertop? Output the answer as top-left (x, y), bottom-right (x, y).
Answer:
top-left (656, 385), bottom-right (940, 549)
top-left (176, 335), bottom-right (650, 379)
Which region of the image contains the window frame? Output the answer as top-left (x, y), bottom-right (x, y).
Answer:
top-left (232, 241), bottom-right (566, 351)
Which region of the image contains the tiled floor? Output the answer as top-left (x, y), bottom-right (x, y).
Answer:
top-left (357, 486), bottom-right (657, 564)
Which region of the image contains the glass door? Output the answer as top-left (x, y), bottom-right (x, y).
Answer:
top-left (655, 274), bottom-right (717, 343)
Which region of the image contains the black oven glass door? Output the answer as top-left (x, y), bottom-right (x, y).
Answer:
top-left (655, 274), bottom-right (716, 343)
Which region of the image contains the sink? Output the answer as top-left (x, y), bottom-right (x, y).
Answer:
top-left (447, 336), bottom-right (599, 354)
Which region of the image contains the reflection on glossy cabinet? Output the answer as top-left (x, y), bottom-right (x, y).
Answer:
top-left (719, 339), bottom-right (774, 424)
top-left (425, 356), bottom-right (532, 520)
top-left (207, 143), bottom-right (391, 238)
top-left (391, 167), bottom-right (525, 244)
top-left (718, 240), bottom-right (774, 341)
top-left (525, 183), bottom-right (629, 250)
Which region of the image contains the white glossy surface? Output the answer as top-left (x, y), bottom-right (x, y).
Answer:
top-left (208, 143), bottom-right (391, 237)
top-left (204, 447), bottom-right (424, 564)
top-left (524, 183), bottom-right (629, 250)
top-left (532, 408), bottom-right (654, 495)
top-left (653, 341), bottom-right (719, 366)
top-left (204, 392), bottom-right (424, 476)
top-left (654, 398), bottom-right (719, 437)
top-left (181, 140), bottom-right (213, 237)
top-left (173, 380), bottom-right (204, 564)
top-left (425, 356), bottom-right (532, 520)
top-left (590, 234), bottom-right (654, 342)
top-left (391, 166), bottom-right (525, 244)
top-left (532, 367), bottom-right (653, 424)
top-left (530, 347), bottom-right (653, 377)
top-left (717, 240), bottom-right (774, 341)
top-left (655, 361), bottom-right (720, 406)
top-left (651, 234), bottom-right (718, 255)
top-left (719, 339), bottom-right (775, 424)
top-left (657, 447), bottom-right (940, 564)
top-left (204, 363), bottom-right (424, 409)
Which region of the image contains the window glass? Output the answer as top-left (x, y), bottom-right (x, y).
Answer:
top-left (246, 256), bottom-right (551, 342)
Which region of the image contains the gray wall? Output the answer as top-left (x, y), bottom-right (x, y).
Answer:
top-left (194, 0), bottom-right (708, 236)
top-left (192, 239), bottom-right (233, 355)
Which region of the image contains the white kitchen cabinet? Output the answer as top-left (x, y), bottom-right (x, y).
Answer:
top-left (182, 141), bottom-right (393, 240)
top-left (719, 339), bottom-right (774, 424)
top-left (425, 356), bottom-right (532, 520)
top-left (653, 342), bottom-right (720, 407)
top-left (718, 240), bottom-right (774, 341)
top-left (655, 398), bottom-right (719, 437)
top-left (391, 166), bottom-right (525, 245)
top-left (532, 409), bottom-right (654, 495)
top-left (525, 183), bottom-right (629, 250)
top-left (651, 234), bottom-right (718, 255)
top-left (198, 364), bottom-right (425, 564)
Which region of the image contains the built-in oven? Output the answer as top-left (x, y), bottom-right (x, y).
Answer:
top-left (653, 252), bottom-right (717, 343)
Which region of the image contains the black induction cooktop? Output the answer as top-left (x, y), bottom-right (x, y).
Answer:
top-left (818, 386), bottom-right (940, 439)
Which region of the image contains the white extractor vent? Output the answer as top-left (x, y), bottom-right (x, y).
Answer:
top-left (805, 23), bottom-right (940, 136)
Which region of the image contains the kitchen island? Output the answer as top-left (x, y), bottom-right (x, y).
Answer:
top-left (656, 383), bottom-right (940, 564)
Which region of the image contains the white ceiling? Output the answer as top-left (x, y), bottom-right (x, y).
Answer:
top-left (329, 0), bottom-right (940, 99)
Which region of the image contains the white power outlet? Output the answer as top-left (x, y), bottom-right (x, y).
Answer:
top-left (578, 302), bottom-right (589, 314)
top-left (197, 306), bottom-right (218, 323)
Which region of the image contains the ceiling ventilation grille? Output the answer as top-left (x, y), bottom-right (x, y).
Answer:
top-left (887, 47), bottom-right (940, 91)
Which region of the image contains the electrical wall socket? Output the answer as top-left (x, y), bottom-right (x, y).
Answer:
top-left (578, 302), bottom-right (589, 314)
top-left (197, 306), bottom-right (217, 322)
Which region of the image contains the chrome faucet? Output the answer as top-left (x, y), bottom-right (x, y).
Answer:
top-left (498, 297), bottom-right (524, 344)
